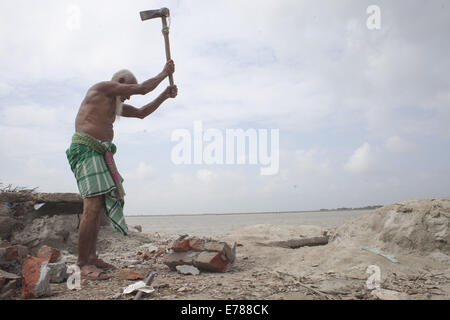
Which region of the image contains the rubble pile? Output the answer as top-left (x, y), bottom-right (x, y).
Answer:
top-left (163, 235), bottom-right (236, 273)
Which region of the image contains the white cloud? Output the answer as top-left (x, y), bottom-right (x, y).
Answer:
top-left (123, 161), bottom-right (155, 181)
top-left (196, 169), bottom-right (217, 183)
top-left (344, 142), bottom-right (372, 174)
top-left (386, 136), bottom-right (417, 153)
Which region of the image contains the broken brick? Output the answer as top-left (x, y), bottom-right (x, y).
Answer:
top-left (36, 245), bottom-right (61, 263)
top-left (171, 239), bottom-right (191, 252)
top-left (163, 251), bottom-right (200, 270)
top-left (118, 268), bottom-right (144, 280)
top-left (188, 238), bottom-right (206, 251)
top-left (193, 251), bottom-right (231, 273)
top-left (4, 245), bottom-right (28, 262)
top-left (21, 255), bottom-right (52, 299)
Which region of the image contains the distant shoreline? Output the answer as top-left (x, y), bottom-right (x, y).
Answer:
top-left (126, 206), bottom-right (381, 218)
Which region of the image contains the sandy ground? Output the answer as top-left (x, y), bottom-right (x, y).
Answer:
top-left (41, 199), bottom-right (450, 300)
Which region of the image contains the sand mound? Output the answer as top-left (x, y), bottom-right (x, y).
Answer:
top-left (331, 198), bottom-right (450, 255)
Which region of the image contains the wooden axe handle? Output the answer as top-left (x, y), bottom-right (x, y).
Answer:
top-left (162, 16), bottom-right (174, 86)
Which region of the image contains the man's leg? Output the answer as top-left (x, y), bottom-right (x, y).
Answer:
top-left (78, 196), bottom-right (110, 279)
top-left (86, 200), bottom-right (115, 270)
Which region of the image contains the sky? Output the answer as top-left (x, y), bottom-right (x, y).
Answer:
top-left (0, 0), bottom-right (449, 215)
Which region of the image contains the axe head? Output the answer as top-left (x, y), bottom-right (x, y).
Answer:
top-left (140, 7), bottom-right (170, 21)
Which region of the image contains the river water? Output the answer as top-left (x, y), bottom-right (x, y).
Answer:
top-left (126, 209), bottom-right (369, 237)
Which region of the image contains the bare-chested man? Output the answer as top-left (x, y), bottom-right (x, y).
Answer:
top-left (66, 60), bottom-right (177, 280)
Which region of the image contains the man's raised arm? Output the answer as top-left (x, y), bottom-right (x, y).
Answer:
top-left (96, 60), bottom-right (175, 98)
top-left (121, 85), bottom-right (178, 119)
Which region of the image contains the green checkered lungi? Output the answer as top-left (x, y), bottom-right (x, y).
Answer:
top-left (66, 133), bottom-right (128, 235)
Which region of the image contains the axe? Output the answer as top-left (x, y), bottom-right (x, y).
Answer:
top-left (140, 7), bottom-right (175, 86)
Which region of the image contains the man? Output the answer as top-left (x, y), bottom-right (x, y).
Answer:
top-left (66, 60), bottom-right (177, 280)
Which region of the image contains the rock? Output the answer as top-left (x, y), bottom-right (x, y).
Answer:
top-left (48, 262), bottom-right (68, 283)
top-left (10, 215), bottom-right (78, 252)
top-left (4, 245), bottom-right (28, 262)
top-left (0, 269), bottom-right (20, 281)
top-left (372, 288), bottom-right (409, 300)
top-left (0, 289), bottom-right (14, 300)
top-left (37, 245), bottom-right (61, 263)
top-left (118, 268), bottom-right (145, 280)
top-left (428, 251), bottom-right (450, 264)
top-left (129, 225), bottom-right (142, 233)
top-left (0, 216), bottom-right (23, 240)
top-left (1, 279), bottom-right (18, 294)
top-left (193, 251), bottom-right (231, 273)
top-left (21, 256), bottom-right (52, 299)
top-left (176, 265), bottom-right (200, 276)
top-left (0, 245), bottom-right (28, 275)
top-left (0, 240), bottom-right (11, 248)
top-left (163, 251), bottom-right (200, 270)
top-left (0, 269), bottom-right (20, 295)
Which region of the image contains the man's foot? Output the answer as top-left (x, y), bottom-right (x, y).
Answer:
top-left (89, 258), bottom-right (116, 270)
top-left (81, 265), bottom-right (111, 281)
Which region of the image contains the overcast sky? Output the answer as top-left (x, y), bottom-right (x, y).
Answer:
top-left (0, 0), bottom-right (449, 215)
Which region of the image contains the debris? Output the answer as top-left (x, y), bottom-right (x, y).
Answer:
top-left (176, 265), bottom-right (200, 276)
top-left (48, 262), bottom-right (68, 283)
top-left (361, 248), bottom-right (399, 263)
top-left (1, 279), bottom-right (18, 295)
top-left (133, 271), bottom-right (157, 300)
top-left (428, 251), bottom-right (450, 264)
top-left (0, 269), bottom-right (20, 298)
top-left (0, 216), bottom-right (24, 240)
top-left (0, 270), bottom-right (20, 281)
top-left (0, 245), bottom-right (28, 275)
top-left (193, 251), bottom-right (231, 273)
top-left (3, 245), bottom-right (28, 262)
top-left (37, 245), bottom-right (61, 263)
top-left (10, 215), bottom-right (79, 251)
top-left (164, 236), bottom-right (236, 273)
top-left (371, 288), bottom-right (409, 300)
top-left (0, 192), bottom-right (82, 203)
top-left (123, 281), bottom-right (155, 295)
top-left (129, 225), bottom-right (142, 233)
top-left (118, 268), bottom-right (145, 280)
top-left (163, 251), bottom-right (200, 270)
top-left (21, 256), bottom-right (52, 299)
top-left (256, 236), bottom-right (329, 249)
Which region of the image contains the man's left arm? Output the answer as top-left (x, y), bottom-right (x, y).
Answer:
top-left (121, 85), bottom-right (177, 119)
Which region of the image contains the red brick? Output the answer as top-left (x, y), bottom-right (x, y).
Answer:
top-left (4, 245), bottom-right (28, 262)
top-left (193, 251), bottom-right (231, 273)
top-left (118, 268), bottom-right (144, 280)
top-left (203, 242), bottom-right (233, 262)
top-left (36, 245), bottom-right (61, 263)
top-left (163, 251), bottom-right (200, 270)
top-left (21, 255), bottom-right (51, 299)
top-left (171, 239), bottom-right (191, 252)
top-left (189, 238), bottom-right (205, 251)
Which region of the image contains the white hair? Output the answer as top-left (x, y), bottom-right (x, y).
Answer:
top-left (111, 69), bottom-right (137, 84)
